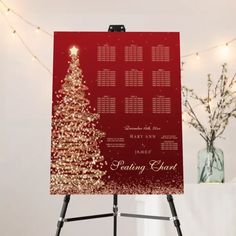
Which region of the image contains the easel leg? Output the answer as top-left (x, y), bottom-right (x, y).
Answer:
top-left (113, 194), bottom-right (118, 236)
top-left (167, 195), bottom-right (182, 236)
top-left (55, 195), bottom-right (71, 236)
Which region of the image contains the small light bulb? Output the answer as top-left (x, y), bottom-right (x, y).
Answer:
top-left (6, 8), bottom-right (11, 15)
top-left (32, 56), bottom-right (37, 61)
top-left (12, 30), bottom-right (16, 36)
top-left (196, 52), bottom-right (200, 60)
top-left (219, 42), bottom-right (230, 60)
top-left (36, 26), bottom-right (40, 33)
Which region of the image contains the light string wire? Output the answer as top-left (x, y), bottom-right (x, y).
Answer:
top-left (182, 38), bottom-right (236, 59)
top-left (0, 0), bottom-right (52, 37)
top-left (0, 8), bottom-right (52, 74)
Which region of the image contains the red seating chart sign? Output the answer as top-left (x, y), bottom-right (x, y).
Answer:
top-left (51, 32), bottom-right (183, 195)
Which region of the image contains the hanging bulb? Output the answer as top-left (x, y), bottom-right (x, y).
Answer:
top-left (32, 56), bottom-right (37, 61)
top-left (12, 30), bottom-right (16, 36)
top-left (223, 42), bottom-right (229, 52)
top-left (6, 8), bottom-right (11, 15)
top-left (36, 26), bottom-right (40, 33)
top-left (196, 52), bottom-right (200, 60)
top-left (219, 42), bottom-right (230, 60)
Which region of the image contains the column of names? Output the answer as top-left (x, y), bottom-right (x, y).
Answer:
top-left (125, 69), bottom-right (143, 87)
top-left (96, 44), bottom-right (172, 115)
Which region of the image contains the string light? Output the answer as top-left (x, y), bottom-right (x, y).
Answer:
top-left (219, 42), bottom-right (230, 60)
top-left (1, 0), bottom-right (236, 74)
top-left (224, 42), bottom-right (229, 51)
top-left (35, 26), bottom-right (40, 33)
top-left (182, 39), bottom-right (236, 60)
top-left (195, 52), bottom-right (200, 60)
top-left (0, 8), bottom-right (52, 74)
top-left (6, 7), bottom-right (10, 15)
top-left (32, 55), bottom-right (37, 61)
top-left (0, 0), bottom-right (52, 37)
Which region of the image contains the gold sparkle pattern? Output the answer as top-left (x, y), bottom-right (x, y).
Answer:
top-left (50, 47), bottom-right (106, 195)
top-left (83, 175), bottom-right (184, 195)
top-left (102, 173), bottom-right (184, 195)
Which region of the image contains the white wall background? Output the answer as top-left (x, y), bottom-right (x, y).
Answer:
top-left (1, 0), bottom-right (236, 235)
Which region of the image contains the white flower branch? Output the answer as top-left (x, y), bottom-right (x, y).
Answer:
top-left (182, 63), bottom-right (236, 146)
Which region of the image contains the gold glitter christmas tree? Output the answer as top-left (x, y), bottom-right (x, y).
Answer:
top-left (50, 46), bottom-right (106, 194)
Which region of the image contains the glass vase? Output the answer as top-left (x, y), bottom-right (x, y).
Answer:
top-left (197, 145), bottom-right (224, 183)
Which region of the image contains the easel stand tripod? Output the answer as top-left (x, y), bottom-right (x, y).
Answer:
top-left (54, 25), bottom-right (183, 236)
top-left (55, 194), bottom-right (182, 236)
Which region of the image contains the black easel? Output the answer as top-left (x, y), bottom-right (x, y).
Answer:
top-left (54, 25), bottom-right (182, 236)
top-left (55, 194), bottom-right (182, 236)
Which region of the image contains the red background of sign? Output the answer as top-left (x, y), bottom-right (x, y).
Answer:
top-left (52, 32), bottom-right (183, 194)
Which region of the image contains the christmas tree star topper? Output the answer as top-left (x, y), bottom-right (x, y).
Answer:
top-left (70, 46), bottom-right (79, 56)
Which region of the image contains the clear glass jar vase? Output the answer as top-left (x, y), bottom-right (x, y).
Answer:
top-left (197, 145), bottom-right (224, 183)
